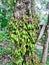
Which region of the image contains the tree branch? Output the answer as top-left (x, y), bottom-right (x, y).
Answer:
top-left (35, 23), bottom-right (46, 45)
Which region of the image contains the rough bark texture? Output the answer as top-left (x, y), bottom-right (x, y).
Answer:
top-left (14, 0), bottom-right (34, 18)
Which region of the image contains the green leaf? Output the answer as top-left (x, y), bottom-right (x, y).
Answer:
top-left (0, 14), bottom-right (2, 16)
top-left (1, 18), bottom-right (8, 27)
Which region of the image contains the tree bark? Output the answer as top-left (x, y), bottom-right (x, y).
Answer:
top-left (13, 0), bottom-right (34, 19)
top-left (41, 15), bottom-right (49, 65)
top-left (41, 29), bottom-right (49, 65)
top-left (35, 23), bottom-right (46, 45)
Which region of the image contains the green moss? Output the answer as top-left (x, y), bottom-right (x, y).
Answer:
top-left (7, 14), bottom-right (40, 65)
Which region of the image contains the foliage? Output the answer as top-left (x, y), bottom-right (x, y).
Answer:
top-left (0, 30), bottom-right (13, 55)
top-left (46, 56), bottom-right (49, 65)
top-left (0, 0), bottom-right (15, 28)
top-left (0, 31), bottom-right (8, 42)
top-left (7, 14), bottom-right (40, 65)
top-left (35, 0), bottom-right (49, 25)
top-left (34, 47), bottom-right (42, 59)
top-left (35, 47), bottom-right (49, 65)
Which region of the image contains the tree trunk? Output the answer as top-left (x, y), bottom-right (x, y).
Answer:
top-left (13, 0), bottom-right (34, 19)
top-left (42, 30), bottom-right (49, 65)
top-left (41, 15), bottom-right (49, 65)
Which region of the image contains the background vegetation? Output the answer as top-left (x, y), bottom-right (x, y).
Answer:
top-left (0, 0), bottom-right (49, 65)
